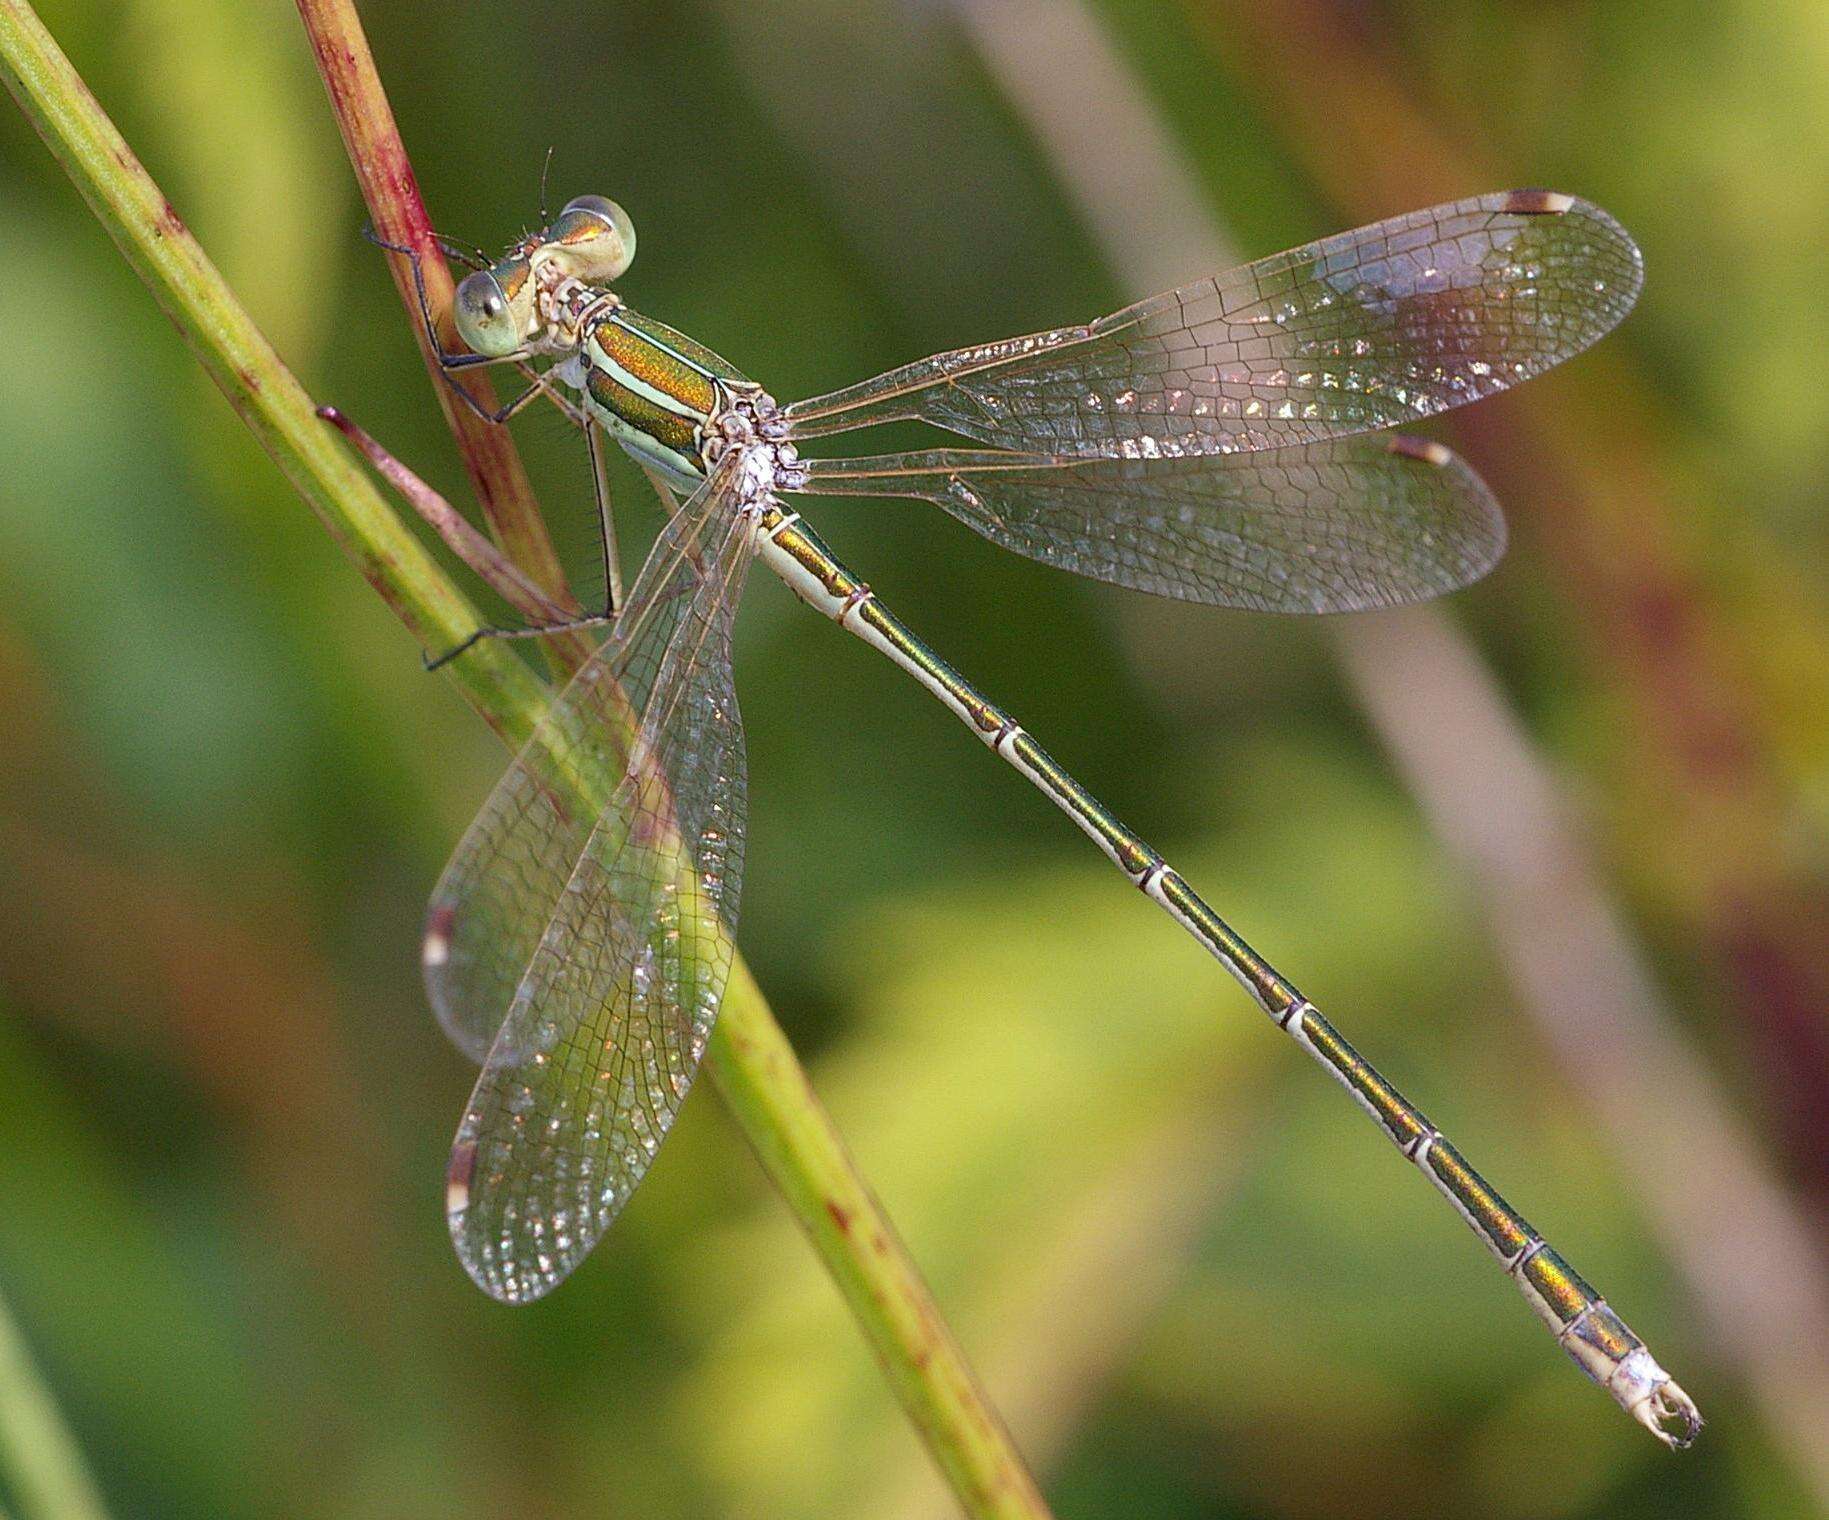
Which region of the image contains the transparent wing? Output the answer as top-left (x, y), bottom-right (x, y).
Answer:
top-left (422, 462), bottom-right (734, 1061)
top-left (783, 191), bottom-right (1639, 458)
top-left (431, 462), bottom-right (752, 1303)
top-left (792, 435), bottom-right (1502, 613)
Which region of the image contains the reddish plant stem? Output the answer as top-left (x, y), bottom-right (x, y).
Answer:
top-left (296, 0), bottom-right (593, 675)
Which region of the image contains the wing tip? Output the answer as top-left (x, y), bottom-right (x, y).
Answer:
top-left (446, 1139), bottom-right (476, 1217)
top-left (446, 1141), bottom-right (554, 1304)
top-left (1384, 434), bottom-right (1508, 595)
top-left (1386, 433), bottom-right (1454, 468)
top-left (423, 903), bottom-right (456, 970)
top-left (1501, 187), bottom-right (1577, 215)
top-left (1496, 188), bottom-right (1643, 301)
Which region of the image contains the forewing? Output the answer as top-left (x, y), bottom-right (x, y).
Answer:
top-left (783, 191), bottom-right (1639, 458)
top-left (794, 435), bottom-right (1502, 612)
top-left (437, 465), bottom-right (752, 1302)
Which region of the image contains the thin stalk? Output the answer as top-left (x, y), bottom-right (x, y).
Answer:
top-left (0, 1278), bottom-right (112, 1520)
top-left (319, 406), bottom-right (575, 625)
top-left (0, 3), bottom-right (1049, 1513)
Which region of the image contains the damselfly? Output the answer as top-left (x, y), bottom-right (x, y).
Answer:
top-left (392, 190), bottom-right (1698, 1446)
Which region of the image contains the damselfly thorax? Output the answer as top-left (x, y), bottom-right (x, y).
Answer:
top-left (560, 305), bottom-right (789, 493)
top-left (464, 211), bottom-right (791, 492)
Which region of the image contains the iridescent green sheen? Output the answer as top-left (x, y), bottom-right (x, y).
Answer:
top-left (1521, 1246), bottom-right (1600, 1327)
top-left (1296, 1006), bottom-right (1431, 1150)
top-left (611, 310), bottom-right (747, 387)
top-left (1422, 1137), bottom-right (1535, 1260)
top-left (584, 363), bottom-right (698, 455)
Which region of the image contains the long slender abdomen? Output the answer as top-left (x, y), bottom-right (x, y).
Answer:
top-left (751, 498), bottom-right (1700, 1449)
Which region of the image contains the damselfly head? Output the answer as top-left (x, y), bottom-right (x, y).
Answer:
top-left (539, 195), bottom-right (636, 283)
top-left (452, 256), bottom-right (536, 358)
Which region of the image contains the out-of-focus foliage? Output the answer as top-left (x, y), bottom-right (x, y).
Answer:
top-left (1, 1), bottom-right (1824, 1517)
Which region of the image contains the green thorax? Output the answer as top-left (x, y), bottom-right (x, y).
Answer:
top-left (578, 307), bottom-right (752, 486)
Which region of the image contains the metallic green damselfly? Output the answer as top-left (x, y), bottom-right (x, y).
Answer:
top-left (393, 190), bottom-right (1699, 1447)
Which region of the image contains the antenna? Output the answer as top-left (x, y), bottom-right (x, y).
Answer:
top-left (538, 145), bottom-right (556, 225)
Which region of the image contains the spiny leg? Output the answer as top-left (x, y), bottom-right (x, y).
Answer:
top-left (422, 609), bottom-right (615, 673)
top-left (416, 399), bottom-right (624, 666)
top-left (416, 379), bottom-right (619, 670)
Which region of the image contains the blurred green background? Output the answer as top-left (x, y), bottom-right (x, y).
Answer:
top-left (2, 0), bottom-right (1827, 1516)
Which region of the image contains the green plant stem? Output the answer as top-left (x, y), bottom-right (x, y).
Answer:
top-left (712, 958), bottom-right (1050, 1517)
top-left (0, 4), bottom-right (1050, 1514)
top-left (0, 1280), bottom-right (111, 1520)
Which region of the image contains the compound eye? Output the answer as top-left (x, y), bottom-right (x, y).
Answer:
top-left (451, 265), bottom-right (524, 357)
top-left (551, 194), bottom-right (636, 280)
